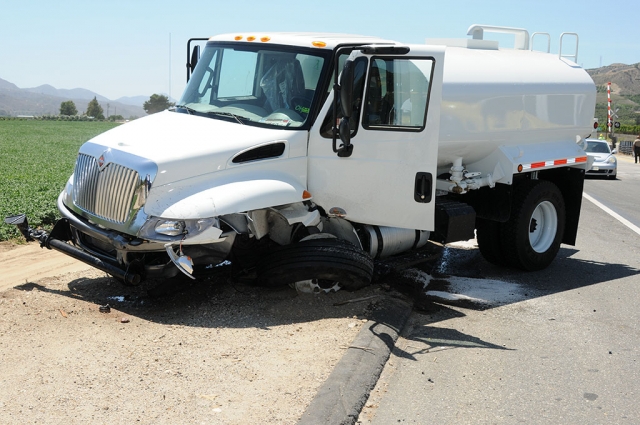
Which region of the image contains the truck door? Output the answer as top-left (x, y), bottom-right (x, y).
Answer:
top-left (308, 47), bottom-right (444, 230)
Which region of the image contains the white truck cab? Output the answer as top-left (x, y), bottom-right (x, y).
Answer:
top-left (7, 25), bottom-right (596, 291)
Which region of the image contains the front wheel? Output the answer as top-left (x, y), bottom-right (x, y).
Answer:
top-left (501, 180), bottom-right (565, 271)
top-left (256, 238), bottom-right (374, 291)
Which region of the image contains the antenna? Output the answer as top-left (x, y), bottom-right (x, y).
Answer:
top-left (169, 32), bottom-right (172, 101)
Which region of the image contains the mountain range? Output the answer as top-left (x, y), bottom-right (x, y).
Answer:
top-left (0, 78), bottom-right (148, 118)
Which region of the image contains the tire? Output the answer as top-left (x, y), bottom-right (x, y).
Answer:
top-left (257, 238), bottom-right (374, 291)
top-left (500, 180), bottom-right (565, 271)
top-left (475, 217), bottom-right (507, 266)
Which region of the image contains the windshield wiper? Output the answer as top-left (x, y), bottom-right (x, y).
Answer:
top-left (206, 111), bottom-right (245, 125)
top-left (174, 104), bottom-right (197, 115)
top-left (174, 105), bottom-right (246, 125)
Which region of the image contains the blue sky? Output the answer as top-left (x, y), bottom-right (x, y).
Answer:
top-left (1, 0), bottom-right (638, 101)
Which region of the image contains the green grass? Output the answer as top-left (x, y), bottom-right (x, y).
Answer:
top-left (0, 120), bottom-right (119, 241)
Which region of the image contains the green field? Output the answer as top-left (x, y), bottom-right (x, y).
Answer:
top-left (0, 120), bottom-right (119, 241)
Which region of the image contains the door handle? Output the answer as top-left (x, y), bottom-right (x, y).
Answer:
top-left (414, 172), bottom-right (432, 203)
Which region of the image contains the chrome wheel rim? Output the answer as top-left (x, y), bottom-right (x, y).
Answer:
top-left (529, 201), bottom-right (557, 253)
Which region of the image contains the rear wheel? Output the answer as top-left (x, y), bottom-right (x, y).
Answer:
top-left (257, 237), bottom-right (374, 291)
top-left (501, 180), bottom-right (565, 271)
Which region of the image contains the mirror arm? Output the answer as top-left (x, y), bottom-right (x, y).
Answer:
top-left (332, 82), bottom-right (340, 154)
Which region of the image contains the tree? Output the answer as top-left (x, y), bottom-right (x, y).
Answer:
top-left (60, 100), bottom-right (78, 116)
top-left (86, 97), bottom-right (105, 119)
top-left (143, 94), bottom-right (174, 114)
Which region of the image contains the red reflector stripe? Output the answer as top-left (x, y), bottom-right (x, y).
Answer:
top-left (520, 156), bottom-right (588, 172)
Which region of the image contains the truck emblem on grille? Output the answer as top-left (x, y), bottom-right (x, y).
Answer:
top-left (97, 150), bottom-right (109, 171)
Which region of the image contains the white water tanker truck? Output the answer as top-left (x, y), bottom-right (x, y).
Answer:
top-left (7, 25), bottom-right (597, 291)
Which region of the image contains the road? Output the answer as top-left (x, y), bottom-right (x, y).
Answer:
top-left (359, 154), bottom-right (640, 424)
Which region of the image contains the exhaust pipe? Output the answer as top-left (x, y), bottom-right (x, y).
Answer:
top-left (4, 214), bottom-right (140, 285)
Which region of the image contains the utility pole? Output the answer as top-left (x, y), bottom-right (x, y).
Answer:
top-left (607, 82), bottom-right (619, 148)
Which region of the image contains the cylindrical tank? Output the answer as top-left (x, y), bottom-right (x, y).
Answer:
top-left (362, 225), bottom-right (430, 259)
top-left (435, 45), bottom-right (596, 169)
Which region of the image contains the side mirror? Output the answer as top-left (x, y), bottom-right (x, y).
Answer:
top-left (339, 59), bottom-right (355, 118)
top-left (189, 45), bottom-right (200, 80)
top-left (190, 45), bottom-right (200, 71)
top-left (338, 118), bottom-right (352, 157)
top-left (612, 149), bottom-right (617, 154)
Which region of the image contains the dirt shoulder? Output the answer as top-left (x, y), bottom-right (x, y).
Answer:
top-left (0, 242), bottom-right (93, 291)
top-left (0, 242), bottom-right (391, 424)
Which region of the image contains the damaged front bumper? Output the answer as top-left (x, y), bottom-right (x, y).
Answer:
top-left (5, 193), bottom-right (235, 284)
top-left (4, 213), bottom-right (142, 285)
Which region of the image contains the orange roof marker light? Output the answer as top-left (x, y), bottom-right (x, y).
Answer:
top-left (234, 35), bottom-right (243, 40)
top-left (312, 41), bottom-right (327, 48)
top-left (302, 190), bottom-right (313, 200)
top-left (260, 36), bottom-right (271, 42)
top-left (246, 36), bottom-right (256, 42)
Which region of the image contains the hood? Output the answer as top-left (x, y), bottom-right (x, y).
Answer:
top-left (81, 111), bottom-right (300, 186)
top-left (588, 152), bottom-right (612, 163)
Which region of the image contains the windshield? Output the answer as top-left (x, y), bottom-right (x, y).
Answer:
top-left (178, 43), bottom-right (328, 128)
top-left (585, 141), bottom-right (611, 154)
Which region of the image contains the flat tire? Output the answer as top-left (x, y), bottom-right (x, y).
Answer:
top-left (257, 238), bottom-right (373, 291)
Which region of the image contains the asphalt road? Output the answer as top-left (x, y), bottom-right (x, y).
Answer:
top-left (583, 154), bottom-right (640, 229)
top-left (359, 154), bottom-right (640, 424)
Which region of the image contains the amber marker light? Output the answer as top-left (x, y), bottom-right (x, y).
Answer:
top-left (247, 36), bottom-right (256, 41)
top-left (517, 164), bottom-right (523, 173)
top-left (234, 35), bottom-right (243, 40)
top-left (260, 36), bottom-right (271, 42)
top-left (312, 41), bottom-right (327, 48)
top-left (302, 190), bottom-right (312, 200)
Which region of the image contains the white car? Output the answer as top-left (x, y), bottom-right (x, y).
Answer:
top-left (585, 139), bottom-right (617, 179)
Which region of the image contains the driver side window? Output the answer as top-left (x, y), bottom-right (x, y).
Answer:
top-left (362, 57), bottom-right (433, 130)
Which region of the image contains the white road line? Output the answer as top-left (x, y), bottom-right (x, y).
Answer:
top-left (583, 192), bottom-right (640, 236)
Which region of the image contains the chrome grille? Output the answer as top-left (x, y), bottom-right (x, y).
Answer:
top-left (73, 153), bottom-right (140, 224)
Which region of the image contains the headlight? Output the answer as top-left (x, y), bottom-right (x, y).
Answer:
top-left (607, 156), bottom-right (616, 164)
top-left (155, 220), bottom-right (185, 236)
top-left (138, 217), bottom-right (221, 241)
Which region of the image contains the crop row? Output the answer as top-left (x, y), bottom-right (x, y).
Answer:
top-left (0, 120), bottom-right (119, 241)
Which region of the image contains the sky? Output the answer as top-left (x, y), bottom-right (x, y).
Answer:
top-left (1, 0), bottom-right (639, 102)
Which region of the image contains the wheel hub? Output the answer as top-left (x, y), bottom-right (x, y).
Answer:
top-left (293, 279), bottom-right (342, 294)
top-left (529, 201), bottom-right (558, 253)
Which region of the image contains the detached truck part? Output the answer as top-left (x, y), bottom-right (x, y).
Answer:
top-left (7, 25), bottom-right (596, 291)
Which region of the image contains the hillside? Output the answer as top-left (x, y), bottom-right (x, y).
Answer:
top-left (0, 78), bottom-right (146, 118)
top-left (587, 63), bottom-right (640, 95)
top-left (586, 62), bottom-right (640, 127)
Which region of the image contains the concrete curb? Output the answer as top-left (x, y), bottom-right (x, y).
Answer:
top-left (297, 296), bottom-right (412, 425)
